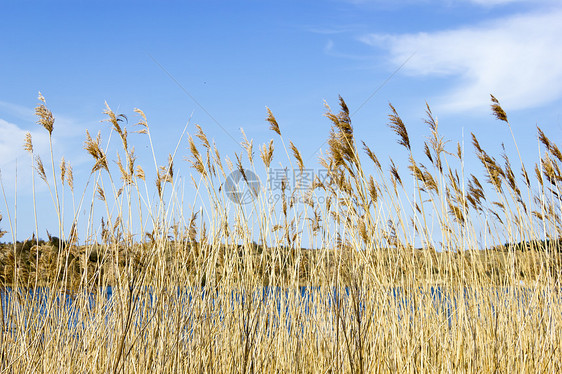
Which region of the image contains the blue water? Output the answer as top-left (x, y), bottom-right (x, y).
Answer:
top-left (0, 285), bottom-right (554, 340)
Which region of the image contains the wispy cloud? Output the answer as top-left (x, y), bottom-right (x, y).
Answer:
top-left (0, 101), bottom-right (92, 195)
top-left (346, 0), bottom-right (536, 6)
top-left (466, 0), bottom-right (527, 6)
top-left (0, 101), bottom-right (35, 122)
top-left (0, 118), bottom-right (50, 189)
top-left (360, 9), bottom-right (562, 112)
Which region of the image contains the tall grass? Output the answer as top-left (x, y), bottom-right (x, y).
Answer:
top-left (0, 94), bottom-right (561, 372)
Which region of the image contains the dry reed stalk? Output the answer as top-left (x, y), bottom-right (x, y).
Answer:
top-left (1, 95), bottom-right (561, 373)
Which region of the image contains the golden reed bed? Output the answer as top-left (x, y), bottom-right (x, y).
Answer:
top-left (0, 94), bottom-right (561, 372)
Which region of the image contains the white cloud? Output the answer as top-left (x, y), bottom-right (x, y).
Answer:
top-left (0, 99), bottom-right (89, 139)
top-left (0, 118), bottom-right (50, 189)
top-left (361, 9), bottom-right (562, 112)
top-left (0, 100), bottom-right (91, 195)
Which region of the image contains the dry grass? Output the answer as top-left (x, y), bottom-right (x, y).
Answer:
top-left (1, 94), bottom-right (561, 373)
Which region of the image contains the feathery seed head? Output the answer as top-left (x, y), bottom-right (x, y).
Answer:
top-left (60, 157), bottom-right (66, 185)
top-left (66, 164), bottom-right (74, 191)
top-left (134, 108), bottom-right (147, 126)
top-left (388, 103), bottom-right (410, 150)
top-left (240, 129), bottom-right (254, 164)
top-left (260, 139), bottom-right (275, 168)
top-left (389, 159), bottom-right (402, 186)
top-left (423, 143), bottom-right (433, 163)
top-left (35, 156), bottom-right (48, 183)
top-left (266, 107), bottom-right (281, 136)
top-left (195, 124), bottom-right (210, 149)
top-left (35, 94), bottom-right (54, 135)
top-left (24, 132), bottom-right (33, 153)
top-left (362, 141), bottom-right (380, 169)
top-left (84, 130), bottom-right (109, 174)
top-left (96, 184), bottom-right (106, 201)
top-left (289, 141), bottom-right (304, 172)
top-left (490, 94), bottom-right (508, 123)
top-left (368, 176), bottom-right (378, 204)
top-left (136, 165), bottom-right (145, 181)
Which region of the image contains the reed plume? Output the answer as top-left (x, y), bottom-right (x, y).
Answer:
top-left (266, 107), bottom-right (281, 136)
top-left (35, 92), bottom-right (54, 135)
top-left (388, 103), bottom-right (410, 151)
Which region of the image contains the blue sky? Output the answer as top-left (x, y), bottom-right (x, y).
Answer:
top-left (1, 0), bottom-right (562, 243)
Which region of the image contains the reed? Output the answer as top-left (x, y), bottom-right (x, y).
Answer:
top-left (0, 94), bottom-right (561, 373)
